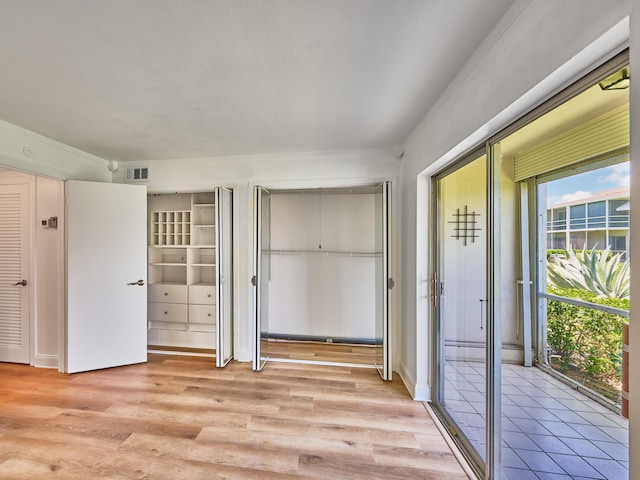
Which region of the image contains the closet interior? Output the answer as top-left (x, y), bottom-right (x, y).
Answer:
top-left (255, 183), bottom-right (391, 373)
top-left (147, 188), bottom-right (233, 366)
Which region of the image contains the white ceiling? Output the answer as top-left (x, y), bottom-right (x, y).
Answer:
top-left (0, 0), bottom-right (514, 161)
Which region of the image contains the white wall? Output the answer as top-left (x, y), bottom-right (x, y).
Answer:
top-left (115, 150), bottom-right (400, 361)
top-left (398, 0), bottom-right (633, 403)
top-left (34, 176), bottom-right (64, 368)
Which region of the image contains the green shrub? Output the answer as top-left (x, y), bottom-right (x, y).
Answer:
top-left (546, 285), bottom-right (626, 395)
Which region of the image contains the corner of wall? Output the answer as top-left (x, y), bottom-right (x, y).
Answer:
top-left (397, 359), bottom-right (431, 401)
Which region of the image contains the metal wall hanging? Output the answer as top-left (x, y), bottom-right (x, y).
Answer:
top-left (449, 205), bottom-right (481, 246)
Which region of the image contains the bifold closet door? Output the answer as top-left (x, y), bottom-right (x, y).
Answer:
top-left (66, 180), bottom-right (147, 373)
top-left (252, 186), bottom-right (270, 371)
top-left (375, 181), bottom-right (392, 380)
top-left (215, 187), bottom-right (233, 367)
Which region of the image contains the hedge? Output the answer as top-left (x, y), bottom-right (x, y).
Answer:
top-left (546, 285), bottom-right (628, 396)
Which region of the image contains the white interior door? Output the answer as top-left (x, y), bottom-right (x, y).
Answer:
top-left (374, 182), bottom-right (392, 380)
top-left (252, 186), bottom-right (270, 371)
top-left (215, 187), bottom-right (233, 367)
top-left (66, 180), bottom-right (147, 373)
top-left (0, 184), bottom-right (30, 363)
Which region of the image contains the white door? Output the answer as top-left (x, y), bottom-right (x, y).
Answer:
top-left (252, 186), bottom-right (270, 371)
top-left (374, 182), bottom-right (392, 380)
top-left (66, 180), bottom-right (147, 373)
top-left (215, 187), bottom-right (233, 367)
top-left (0, 184), bottom-right (30, 363)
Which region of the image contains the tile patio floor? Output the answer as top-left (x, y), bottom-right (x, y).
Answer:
top-left (444, 361), bottom-right (628, 480)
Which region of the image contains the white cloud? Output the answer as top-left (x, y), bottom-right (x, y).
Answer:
top-left (599, 164), bottom-right (630, 187)
top-left (547, 195), bottom-right (561, 206)
top-left (560, 190), bottom-right (592, 203)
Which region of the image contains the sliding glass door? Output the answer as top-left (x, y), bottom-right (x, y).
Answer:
top-left (432, 53), bottom-right (629, 480)
top-left (433, 150), bottom-right (490, 474)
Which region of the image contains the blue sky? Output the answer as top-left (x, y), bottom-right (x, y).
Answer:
top-left (546, 162), bottom-right (630, 206)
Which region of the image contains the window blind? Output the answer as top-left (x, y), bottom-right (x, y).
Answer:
top-left (513, 104), bottom-right (629, 182)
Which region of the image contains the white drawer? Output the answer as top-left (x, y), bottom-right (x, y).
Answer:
top-left (189, 285), bottom-right (215, 305)
top-left (148, 302), bottom-right (188, 323)
top-left (189, 304), bottom-right (216, 324)
top-left (148, 284), bottom-right (187, 303)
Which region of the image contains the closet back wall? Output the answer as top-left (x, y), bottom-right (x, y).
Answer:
top-left (269, 192), bottom-right (376, 341)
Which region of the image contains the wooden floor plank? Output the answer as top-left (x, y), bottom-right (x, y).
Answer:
top-left (0, 351), bottom-right (467, 479)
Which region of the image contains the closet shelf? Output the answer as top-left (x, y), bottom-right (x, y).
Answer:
top-left (269, 249), bottom-right (380, 258)
top-left (192, 203), bottom-right (215, 207)
top-left (150, 262), bottom-right (187, 266)
top-left (192, 224), bottom-right (216, 228)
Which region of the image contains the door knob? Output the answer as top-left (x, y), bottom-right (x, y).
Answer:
top-left (127, 279), bottom-right (145, 286)
top-left (12, 280), bottom-right (27, 286)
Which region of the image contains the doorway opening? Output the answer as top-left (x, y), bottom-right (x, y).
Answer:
top-left (146, 188), bottom-right (234, 368)
top-left (253, 184), bottom-right (392, 379)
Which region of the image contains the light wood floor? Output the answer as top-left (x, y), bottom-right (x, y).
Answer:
top-left (264, 340), bottom-right (378, 365)
top-left (0, 354), bottom-right (467, 479)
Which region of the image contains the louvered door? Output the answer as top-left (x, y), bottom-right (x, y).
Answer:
top-left (0, 184), bottom-right (30, 363)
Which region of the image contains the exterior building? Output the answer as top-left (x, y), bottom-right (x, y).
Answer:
top-left (547, 186), bottom-right (630, 257)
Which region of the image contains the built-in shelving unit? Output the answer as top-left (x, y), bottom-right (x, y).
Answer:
top-left (147, 192), bottom-right (217, 350)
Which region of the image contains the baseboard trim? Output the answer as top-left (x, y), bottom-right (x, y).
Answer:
top-left (397, 359), bottom-right (431, 401)
top-left (33, 354), bottom-right (58, 369)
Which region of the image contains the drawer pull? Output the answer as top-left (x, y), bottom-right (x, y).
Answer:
top-left (164, 292), bottom-right (168, 296)
top-left (207, 313), bottom-right (212, 317)
top-left (164, 311), bottom-right (168, 315)
top-left (207, 294), bottom-right (212, 298)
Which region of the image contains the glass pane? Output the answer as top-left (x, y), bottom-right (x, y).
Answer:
top-left (569, 204), bottom-right (586, 229)
top-left (609, 200), bottom-right (630, 228)
top-left (586, 231), bottom-right (605, 250)
top-left (437, 154), bottom-right (487, 462)
top-left (587, 201), bottom-right (606, 228)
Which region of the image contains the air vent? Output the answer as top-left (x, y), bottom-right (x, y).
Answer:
top-left (125, 167), bottom-right (149, 182)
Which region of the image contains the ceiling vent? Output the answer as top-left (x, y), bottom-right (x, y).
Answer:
top-left (125, 166), bottom-right (149, 182)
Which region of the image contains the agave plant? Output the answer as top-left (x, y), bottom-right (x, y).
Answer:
top-left (547, 245), bottom-right (630, 299)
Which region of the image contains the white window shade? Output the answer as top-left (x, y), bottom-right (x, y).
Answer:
top-left (514, 104), bottom-right (629, 182)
